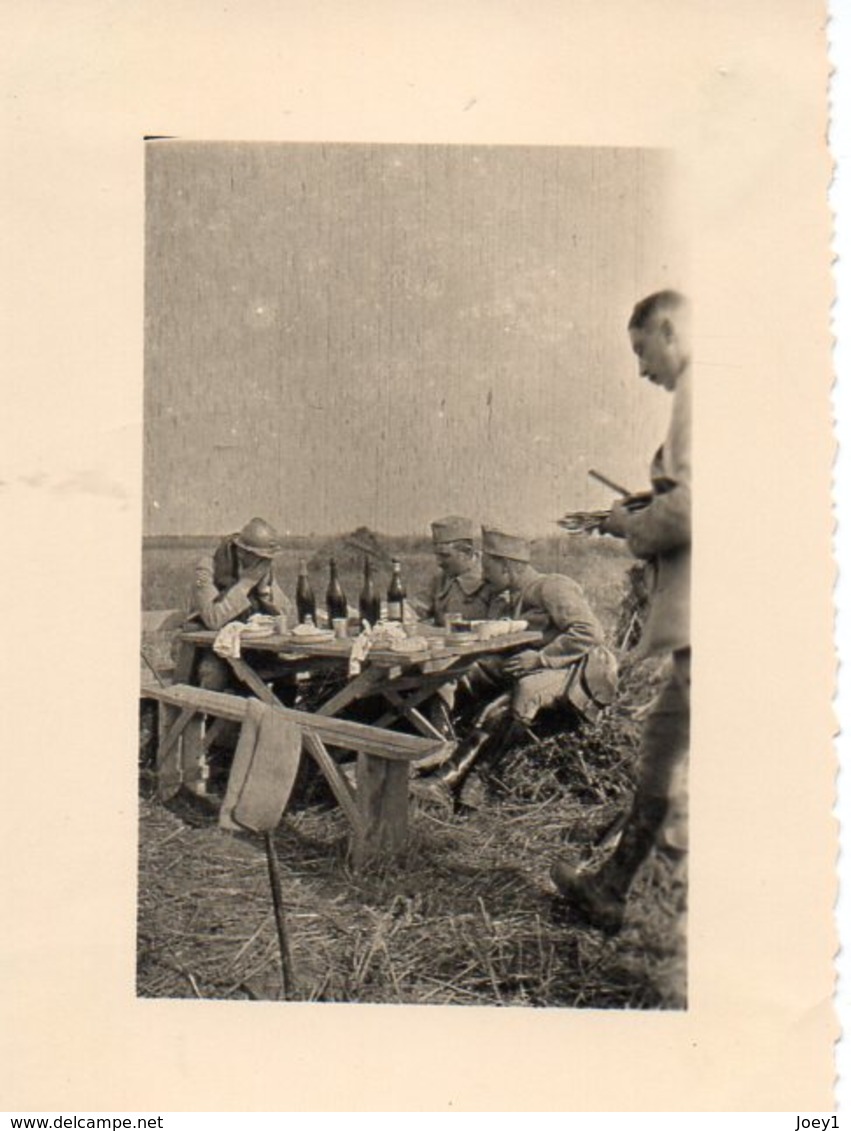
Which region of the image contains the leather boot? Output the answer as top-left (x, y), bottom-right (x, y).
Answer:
top-left (435, 726), bottom-right (493, 788)
top-left (412, 703), bottom-right (528, 809)
top-left (551, 794), bottom-right (669, 935)
top-left (410, 727), bottom-right (491, 808)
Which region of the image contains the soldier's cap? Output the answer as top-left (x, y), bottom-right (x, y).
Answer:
top-left (431, 515), bottom-right (475, 544)
top-left (481, 526), bottom-right (531, 562)
top-left (233, 517), bottom-right (284, 558)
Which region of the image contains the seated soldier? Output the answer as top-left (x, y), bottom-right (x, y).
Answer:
top-left (410, 515), bottom-right (501, 743)
top-left (414, 525), bottom-right (618, 807)
top-left (412, 515), bottom-right (497, 626)
top-left (181, 516), bottom-right (292, 691)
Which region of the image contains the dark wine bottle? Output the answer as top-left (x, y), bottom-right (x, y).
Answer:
top-left (386, 559), bottom-right (406, 623)
top-left (326, 557), bottom-right (348, 623)
top-left (358, 555), bottom-right (382, 626)
top-left (295, 559), bottom-right (317, 624)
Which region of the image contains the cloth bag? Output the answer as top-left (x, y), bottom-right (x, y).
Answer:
top-left (219, 698), bottom-right (303, 833)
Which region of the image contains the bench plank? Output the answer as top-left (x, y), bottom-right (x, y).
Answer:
top-left (142, 683), bottom-right (443, 763)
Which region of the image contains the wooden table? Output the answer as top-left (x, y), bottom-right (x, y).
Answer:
top-left (178, 624), bottom-right (543, 741)
top-left (152, 625), bottom-right (542, 863)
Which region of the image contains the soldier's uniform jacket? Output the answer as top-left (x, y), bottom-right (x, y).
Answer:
top-left (622, 362), bottom-right (691, 657)
top-left (499, 568), bottom-right (605, 668)
top-left (185, 535), bottom-right (292, 632)
top-left (417, 559), bottom-right (496, 625)
top-left (487, 567), bottom-right (618, 721)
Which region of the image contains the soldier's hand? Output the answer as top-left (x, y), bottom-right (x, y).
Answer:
top-left (504, 649), bottom-right (542, 675)
top-left (239, 558), bottom-right (271, 587)
top-left (600, 500), bottom-right (630, 537)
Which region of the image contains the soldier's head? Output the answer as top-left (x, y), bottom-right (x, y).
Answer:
top-left (628, 290), bottom-right (690, 392)
top-left (431, 516), bottom-right (477, 577)
top-left (233, 517), bottom-right (283, 573)
top-left (481, 527), bottom-right (531, 591)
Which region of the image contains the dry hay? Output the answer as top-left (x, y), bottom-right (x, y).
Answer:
top-left (137, 651), bottom-right (685, 1010)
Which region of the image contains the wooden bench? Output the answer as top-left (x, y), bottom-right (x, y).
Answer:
top-left (141, 682), bottom-right (445, 866)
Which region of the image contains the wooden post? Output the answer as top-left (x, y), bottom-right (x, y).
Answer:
top-left (156, 703), bottom-right (194, 801)
top-left (182, 716), bottom-right (208, 796)
top-left (354, 752), bottom-right (409, 866)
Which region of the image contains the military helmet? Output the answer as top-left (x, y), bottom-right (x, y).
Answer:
top-left (233, 517), bottom-right (284, 558)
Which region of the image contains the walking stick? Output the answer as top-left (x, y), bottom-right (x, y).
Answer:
top-left (263, 831), bottom-right (297, 1000)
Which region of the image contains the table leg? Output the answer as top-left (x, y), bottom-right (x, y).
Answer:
top-left (378, 688), bottom-right (447, 742)
top-left (226, 655), bottom-right (365, 837)
top-left (353, 752), bottom-right (409, 866)
top-left (314, 667), bottom-right (384, 717)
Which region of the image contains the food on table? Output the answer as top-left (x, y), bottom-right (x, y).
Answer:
top-left (241, 614), bottom-right (278, 637)
top-left (291, 623), bottom-right (334, 641)
top-left (389, 636), bottom-right (430, 654)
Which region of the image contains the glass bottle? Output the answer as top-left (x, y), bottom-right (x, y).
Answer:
top-left (386, 559), bottom-right (406, 623)
top-left (295, 559), bottom-right (317, 624)
top-left (326, 557), bottom-right (348, 623)
top-left (358, 555), bottom-right (382, 627)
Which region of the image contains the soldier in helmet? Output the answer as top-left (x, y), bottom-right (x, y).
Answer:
top-left (184, 516), bottom-right (292, 691)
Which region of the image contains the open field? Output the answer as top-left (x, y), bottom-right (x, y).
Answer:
top-left (138, 534), bottom-right (686, 1009)
top-left (142, 530), bottom-right (634, 641)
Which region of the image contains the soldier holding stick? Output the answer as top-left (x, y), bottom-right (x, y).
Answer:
top-left (551, 289), bottom-right (692, 939)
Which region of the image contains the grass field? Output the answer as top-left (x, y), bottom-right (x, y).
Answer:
top-left (141, 530), bottom-right (634, 641)
top-left (138, 532), bottom-right (686, 1009)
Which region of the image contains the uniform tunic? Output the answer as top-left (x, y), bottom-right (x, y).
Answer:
top-left (482, 567), bottom-right (617, 723)
top-left (623, 362), bottom-right (691, 657)
top-left (416, 560), bottom-right (495, 626)
top-left (186, 537), bottom-right (291, 631)
top-left (182, 535), bottom-right (292, 690)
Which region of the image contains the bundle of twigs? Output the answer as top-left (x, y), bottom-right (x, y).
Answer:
top-left (557, 469), bottom-right (653, 535)
top-left (557, 510), bottom-right (612, 535)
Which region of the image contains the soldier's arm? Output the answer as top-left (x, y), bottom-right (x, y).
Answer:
top-left (623, 480), bottom-right (691, 559)
top-left (624, 378), bottom-right (691, 559)
top-left (537, 576), bottom-right (605, 669)
top-left (192, 555), bottom-right (254, 631)
top-left (409, 574), bottom-right (439, 622)
top-left (256, 573), bottom-right (293, 618)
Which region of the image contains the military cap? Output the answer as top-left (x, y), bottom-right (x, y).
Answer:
top-left (234, 517), bottom-right (284, 558)
top-left (431, 515), bottom-right (475, 544)
top-left (481, 526), bottom-right (531, 562)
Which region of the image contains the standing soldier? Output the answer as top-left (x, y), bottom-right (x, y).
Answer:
top-left (551, 290), bottom-right (691, 941)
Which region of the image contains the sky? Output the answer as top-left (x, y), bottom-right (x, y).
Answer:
top-left (144, 141), bottom-right (684, 537)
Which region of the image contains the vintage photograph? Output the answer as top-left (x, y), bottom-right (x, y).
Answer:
top-left (138, 140), bottom-right (690, 1009)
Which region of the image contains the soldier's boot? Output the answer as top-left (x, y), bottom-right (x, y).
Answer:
top-left (410, 727), bottom-right (493, 809)
top-left (414, 707), bottom-right (528, 811)
top-left (453, 665), bottom-right (505, 731)
top-left (424, 696), bottom-right (457, 741)
top-left (456, 712), bottom-right (530, 810)
top-left (550, 794), bottom-right (669, 936)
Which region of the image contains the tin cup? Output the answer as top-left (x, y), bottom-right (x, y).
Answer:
top-left (332, 617), bottom-right (349, 640)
